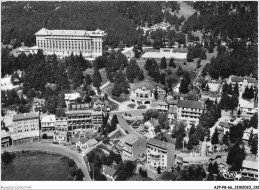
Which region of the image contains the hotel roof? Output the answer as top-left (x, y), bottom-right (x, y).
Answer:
top-left (35, 28), bottom-right (106, 37)
top-left (147, 138), bottom-right (175, 150)
top-left (13, 112), bottom-right (39, 121)
top-left (177, 100), bottom-right (204, 110)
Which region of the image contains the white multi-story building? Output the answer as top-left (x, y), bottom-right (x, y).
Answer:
top-left (41, 114), bottom-right (56, 132)
top-left (177, 100), bottom-right (204, 124)
top-left (147, 138), bottom-right (175, 172)
top-left (35, 28), bottom-right (106, 58)
top-left (11, 112), bottom-right (40, 145)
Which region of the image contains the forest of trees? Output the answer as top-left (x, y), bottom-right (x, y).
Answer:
top-left (1, 1), bottom-right (180, 48)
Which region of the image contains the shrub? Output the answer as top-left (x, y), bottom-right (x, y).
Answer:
top-left (137, 105), bottom-right (146, 109)
top-left (68, 159), bottom-right (75, 167)
top-left (128, 104), bottom-right (136, 109)
top-left (1, 151), bottom-right (16, 165)
top-left (42, 133), bottom-right (48, 139)
top-left (139, 167), bottom-right (148, 178)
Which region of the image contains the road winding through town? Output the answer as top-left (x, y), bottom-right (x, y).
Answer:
top-left (2, 143), bottom-right (91, 181)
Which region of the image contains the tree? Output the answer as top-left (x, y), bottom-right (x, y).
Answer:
top-left (57, 92), bottom-right (66, 108)
top-left (249, 134), bottom-right (258, 155)
top-left (137, 69), bottom-right (144, 81)
top-left (222, 132), bottom-right (230, 146)
top-left (179, 78), bottom-right (189, 94)
top-left (138, 167), bottom-right (147, 178)
top-left (118, 41), bottom-right (125, 50)
top-left (187, 139), bottom-right (193, 150)
top-left (186, 51), bottom-right (194, 62)
top-left (75, 169), bottom-right (85, 181)
top-left (154, 89), bottom-right (159, 100)
top-left (116, 161), bottom-right (136, 180)
top-left (157, 166), bottom-right (161, 174)
top-left (212, 162), bottom-right (219, 174)
top-left (160, 57), bottom-right (167, 69)
top-left (92, 69), bottom-right (102, 88)
top-left (1, 151), bottom-right (16, 165)
top-left (168, 58), bottom-right (176, 68)
top-left (211, 128), bottom-right (219, 145)
top-left (229, 123), bottom-right (244, 143)
top-left (196, 59), bottom-right (201, 68)
top-left (176, 66), bottom-right (183, 76)
top-left (175, 134), bottom-right (184, 150)
top-left (85, 74), bottom-right (92, 86)
top-left (249, 113), bottom-right (258, 129)
top-left (227, 142), bottom-right (246, 171)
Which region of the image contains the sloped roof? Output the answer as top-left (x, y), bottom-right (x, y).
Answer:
top-left (123, 134), bottom-right (139, 145)
top-left (41, 114), bottom-right (56, 123)
top-left (1, 130), bottom-right (10, 139)
top-left (148, 118), bottom-right (160, 127)
top-left (132, 79), bottom-right (165, 91)
top-left (156, 100), bottom-right (168, 106)
top-left (13, 112), bottom-right (39, 121)
top-left (165, 99), bottom-right (178, 105)
top-left (169, 107), bottom-right (177, 114)
top-left (86, 139), bottom-right (98, 147)
top-left (219, 121), bottom-right (230, 128)
top-left (79, 137), bottom-right (89, 144)
top-left (177, 100), bottom-right (204, 110)
top-left (231, 76), bottom-right (243, 82)
top-left (147, 138), bottom-right (175, 150)
top-left (34, 28), bottom-right (50, 35)
top-left (103, 165), bottom-right (117, 177)
top-left (242, 160), bottom-right (258, 170)
top-left (214, 158), bottom-right (228, 167)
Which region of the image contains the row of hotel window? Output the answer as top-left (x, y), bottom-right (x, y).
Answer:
top-left (37, 41), bottom-right (101, 51)
top-left (16, 126), bottom-right (38, 132)
top-left (147, 147), bottom-right (167, 154)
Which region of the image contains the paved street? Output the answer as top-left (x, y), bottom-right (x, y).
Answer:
top-left (2, 143), bottom-right (91, 181)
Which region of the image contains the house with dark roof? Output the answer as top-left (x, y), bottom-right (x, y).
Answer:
top-left (130, 79), bottom-right (165, 105)
top-left (146, 138), bottom-right (175, 173)
top-left (102, 165), bottom-right (117, 181)
top-left (122, 134), bottom-right (146, 160)
top-left (1, 130), bottom-right (11, 148)
top-left (177, 100), bottom-right (204, 124)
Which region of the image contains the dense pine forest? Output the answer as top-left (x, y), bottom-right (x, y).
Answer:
top-left (1, 1), bottom-right (180, 47)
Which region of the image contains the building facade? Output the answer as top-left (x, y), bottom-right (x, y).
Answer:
top-left (147, 138), bottom-right (175, 172)
top-left (177, 100), bottom-right (204, 124)
top-left (41, 114), bottom-right (56, 132)
top-left (1, 130), bottom-right (11, 148)
top-left (130, 79), bottom-right (165, 105)
top-left (35, 28), bottom-right (106, 58)
top-left (54, 117), bottom-right (68, 143)
top-left (11, 112), bottom-right (40, 145)
top-left (122, 134), bottom-right (147, 160)
top-left (66, 103), bottom-right (103, 131)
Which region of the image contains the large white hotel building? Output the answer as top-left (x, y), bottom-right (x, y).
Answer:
top-left (35, 28), bottom-right (106, 58)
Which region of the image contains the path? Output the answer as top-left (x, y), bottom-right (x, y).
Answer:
top-left (100, 81), bottom-right (110, 90)
top-left (2, 143), bottom-right (91, 181)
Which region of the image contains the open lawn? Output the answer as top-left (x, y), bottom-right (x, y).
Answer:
top-left (1, 151), bottom-right (70, 181)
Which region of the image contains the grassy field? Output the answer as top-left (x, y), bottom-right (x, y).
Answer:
top-left (1, 151), bottom-right (70, 181)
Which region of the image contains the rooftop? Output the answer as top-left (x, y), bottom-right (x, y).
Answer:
top-left (102, 165), bottom-right (117, 177)
top-left (147, 138), bottom-right (175, 150)
top-left (86, 139), bottom-right (98, 147)
top-left (123, 134), bottom-right (139, 145)
top-left (177, 100), bottom-right (204, 110)
top-left (41, 114), bottom-right (56, 123)
top-left (148, 118), bottom-right (160, 127)
top-left (13, 112), bottom-right (39, 121)
top-left (1, 130), bottom-right (10, 139)
top-left (131, 79), bottom-right (165, 91)
top-left (242, 160), bottom-right (258, 171)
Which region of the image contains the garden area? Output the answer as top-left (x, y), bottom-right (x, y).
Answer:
top-left (127, 103), bottom-right (136, 109)
top-left (137, 105), bottom-right (147, 109)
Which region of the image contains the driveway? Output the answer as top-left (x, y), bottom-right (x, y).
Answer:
top-left (2, 143), bottom-right (91, 181)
